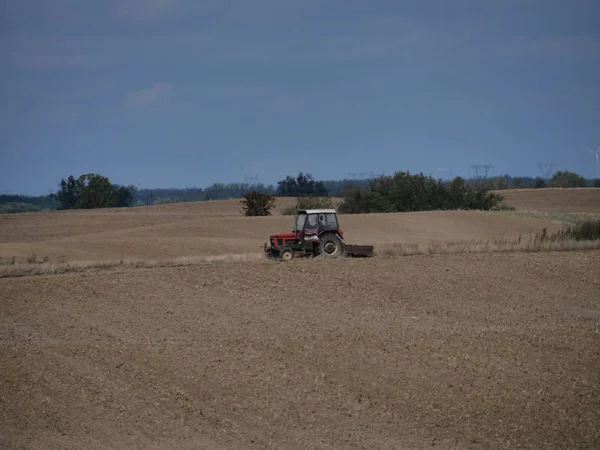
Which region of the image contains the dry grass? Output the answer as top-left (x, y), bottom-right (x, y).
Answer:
top-left (1, 190), bottom-right (598, 277)
top-left (496, 187), bottom-right (600, 212)
top-left (493, 210), bottom-right (600, 224)
top-left (0, 209), bottom-right (569, 263)
top-left (4, 229), bottom-right (600, 279)
top-left (0, 253), bottom-right (267, 279)
top-left (377, 236), bottom-right (600, 257)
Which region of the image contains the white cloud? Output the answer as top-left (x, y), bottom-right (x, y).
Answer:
top-left (124, 82), bottom-right (172, 109)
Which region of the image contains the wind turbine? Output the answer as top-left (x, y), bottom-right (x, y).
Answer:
top-left (587, 147), bottom-right (600, 179)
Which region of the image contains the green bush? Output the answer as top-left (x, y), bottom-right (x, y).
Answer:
top-left (550, 171), bottom-right (586, 188)
top-left (553, 219), bottom-right (600, 241)
top-left (337, 172), bottom-right (506, 214)
top-left (281, 196), bottom-right (334, 215)
top-left (241, 191), bottom-right (276, 216)
top-left (0, 202), bottom-right (43, 214)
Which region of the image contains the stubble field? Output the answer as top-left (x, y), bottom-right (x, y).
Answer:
top-left (3, 190), bottom-right (599, 263)
top-left (1, 189), bottom-right (599, 449)
top-left (496, 187), bottom-right (600, 213)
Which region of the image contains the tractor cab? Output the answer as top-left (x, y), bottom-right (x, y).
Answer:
top-left (293, 209), bottom-right (342, 236)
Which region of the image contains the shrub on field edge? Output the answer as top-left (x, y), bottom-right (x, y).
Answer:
top-left (552, 219), bottom-right (600, 242)
top-left (241, 191), bottom-right (276, 216)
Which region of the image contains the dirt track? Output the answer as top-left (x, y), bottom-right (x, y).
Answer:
top-left (1, 252), bottom-right (599, 449)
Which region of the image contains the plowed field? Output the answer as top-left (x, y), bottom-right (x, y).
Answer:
top-left (1, 189), bottom-right (599, 449)
top-left (2, 253), bottom-right (599, 449)
top-left (4, 190), bottom-right (597, 263)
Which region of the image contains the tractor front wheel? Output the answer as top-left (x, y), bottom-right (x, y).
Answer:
top-left (279, 247), bottom-right (294, 261)
top-left (318, 234), bottom-right (343, 258)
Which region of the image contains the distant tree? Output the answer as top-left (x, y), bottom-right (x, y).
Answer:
top-left (295, 172), bottom-right (311, 194)
top-left (592, 179), bottom-right (600, 188)
top-left (0, 202), bottom-right (43, 214)
top-left (550, 171), bottom-right (586, 188)
top-left (277, 175), bottom-right (299, 196)
top-left (154, 197), bottom-right (181, 205)
top-left (337, 184), bottom-right (378, 214)
top-left (338, 172), bottom-right (504, 214)
top-left (513, 177), bottom-right (524, 189)
top-left (55, 174), bottom-right (135, 210)
top-left (56, 175), bottom-right (80, 210)
top-left (0, 194), bottom-right (55, 210)
top-left (113, 184), bottom-right (136, 207)
top-left (320, 178), bottom-right (370, 196)
top-left (313, 180), bottom-right (328, 196)
top-left (276, 172), bottom-right (329, 197)
top-left (77, 173), bottom-right (115, 209)
top-left (447, 176), bottom-right (468, 209)
top-left (241, 191), bottom-right (276, 216)
top-left (534, 177), bottom-right (547, 189)
top-left (493, 176), bottom-right (509, 190)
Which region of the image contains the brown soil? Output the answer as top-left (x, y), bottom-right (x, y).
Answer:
top-left (0, 206), bottom-right (567, 263)
top-left (1, 189), bottom-right (599, 448)
top-left (498, 188), bottom-right (600, 212)
top-left (1, 252), bottom-right (599, 449)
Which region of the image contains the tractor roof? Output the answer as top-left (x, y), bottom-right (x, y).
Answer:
top-left (298, 209), bottom-right (337, 215)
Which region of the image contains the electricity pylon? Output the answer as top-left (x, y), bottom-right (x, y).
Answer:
top-left (470, 164), bottom-right (493, 179)
top-left (537, 163), bottom-right (555, 180)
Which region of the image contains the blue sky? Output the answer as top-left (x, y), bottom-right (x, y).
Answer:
top-left (1, 0), bottom-right (599, 195)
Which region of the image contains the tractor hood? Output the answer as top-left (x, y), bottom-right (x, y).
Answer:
top-left (269, 232), bottom-right (297, 240)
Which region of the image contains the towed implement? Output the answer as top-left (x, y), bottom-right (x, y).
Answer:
top-left (264, 209), bottom-right (374, 260)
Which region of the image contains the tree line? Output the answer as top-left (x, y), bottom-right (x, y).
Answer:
top-left (240, 170), bottom-right (599, 216)
top-left (1, 170), bottom-right (598, 214)
top-left (332, 170), bottom-right (599, 214)
top-left (336, 172), bottom-right (505, 214)
top-left (467, 171), bottom-right (598, 190)
top-left (241, 171), bottom-right (507, 216)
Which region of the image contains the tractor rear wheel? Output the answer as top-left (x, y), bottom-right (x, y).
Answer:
top-left (318, 234), bottom-right (343, 258)
top-left (279, 247), bottom-right (294, 261)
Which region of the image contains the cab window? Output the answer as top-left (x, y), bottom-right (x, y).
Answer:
top-left (318, 213), bottom-right (338, 231)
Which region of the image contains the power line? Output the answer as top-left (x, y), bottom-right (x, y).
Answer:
top-left (243, 174), bottom-right (260, 185)
top-left (470, 164), bottom-right (494, 179)
top-left (537, 163), bottom-right (555, 180)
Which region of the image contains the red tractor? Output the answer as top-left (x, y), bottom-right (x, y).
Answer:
top-left (264, 209), bottom-right (374, 260)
